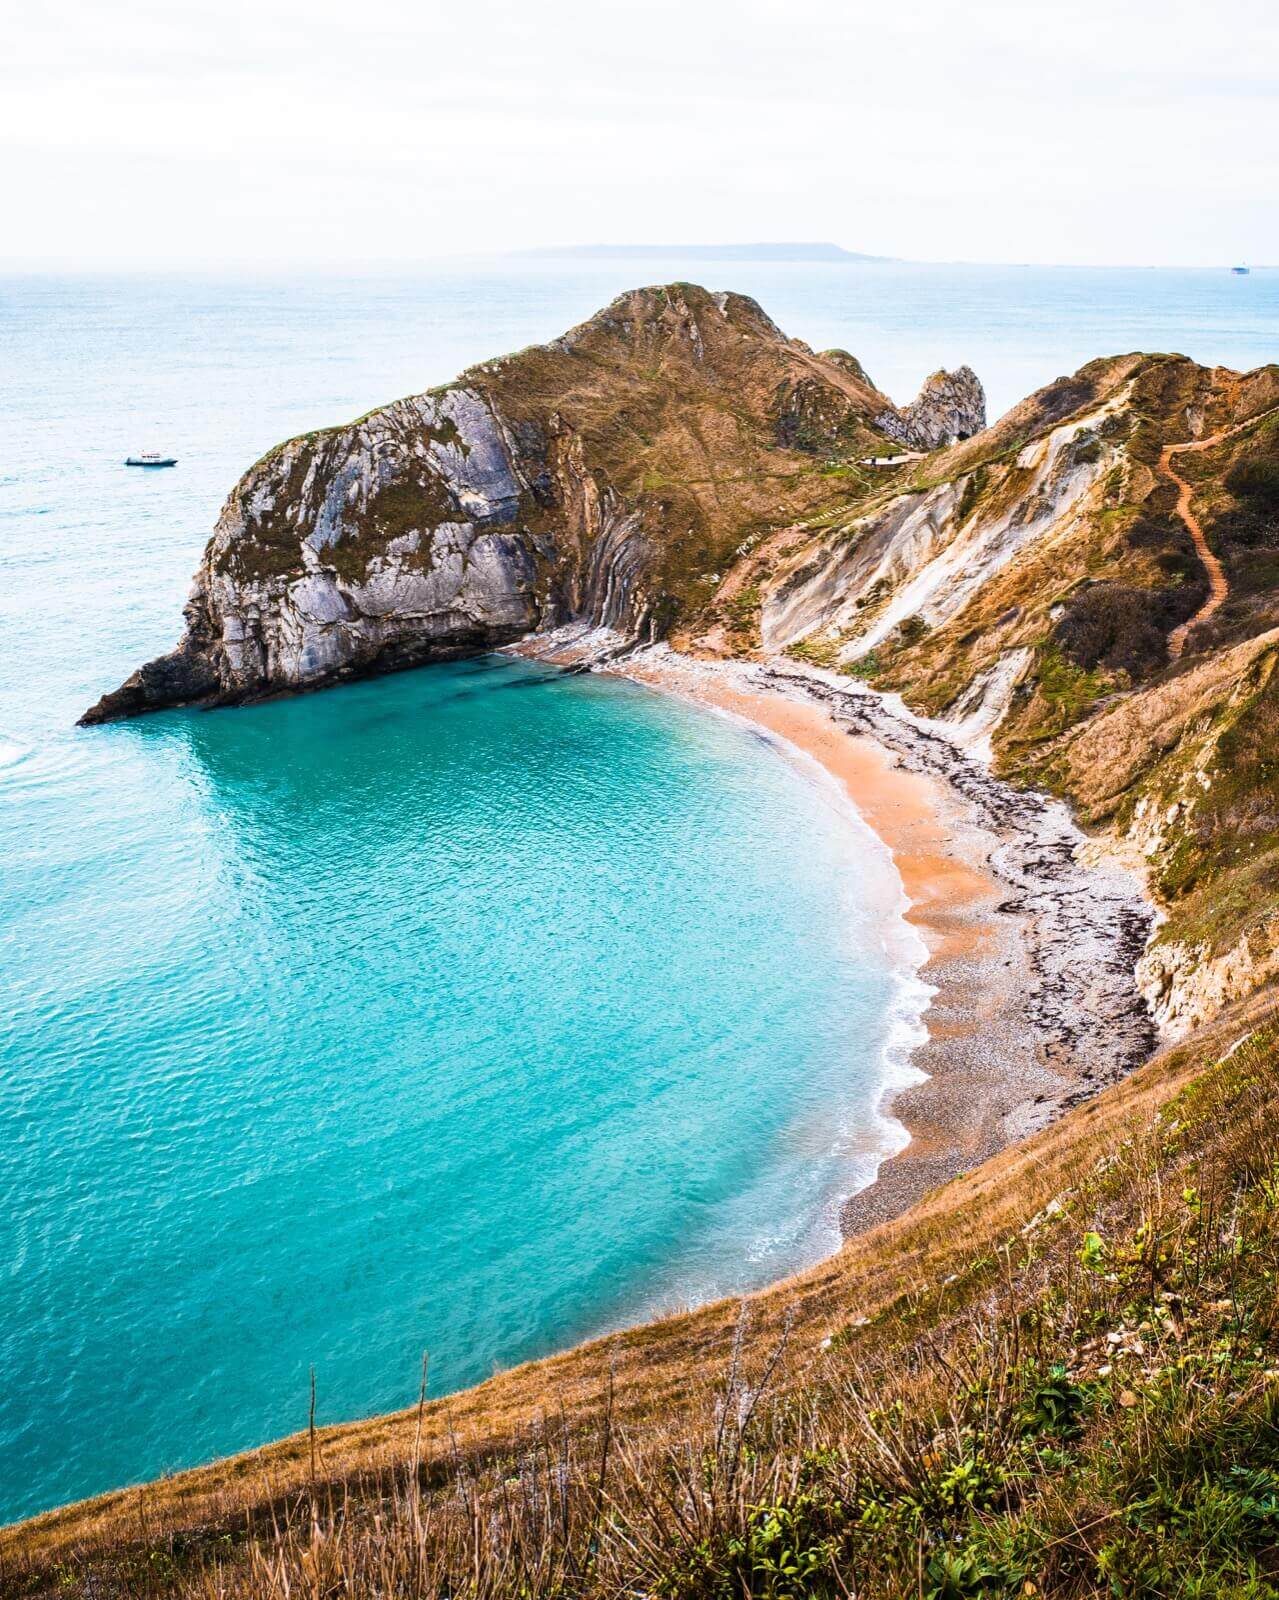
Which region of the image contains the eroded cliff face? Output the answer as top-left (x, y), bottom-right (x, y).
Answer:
top-left (84, 390), bottom-right (561, 721)
top-left (759, 390), bottom-right (1125, 659)
top-left (875, 365), bottom-right (986, 451)
top-left (1044, 627), bottom-right (1279, 1036)
top-left (82, 284), bottom-right (983, 722)
top-left (713, 349), bottom-right (1279, 1036)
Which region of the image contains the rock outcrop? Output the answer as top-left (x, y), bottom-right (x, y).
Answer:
top-left (85, 390), bottom-right (548, 721)
top-left (876, 365), bottom-right (986, 450)
top-left (81, 285), bottom-right (982, 722)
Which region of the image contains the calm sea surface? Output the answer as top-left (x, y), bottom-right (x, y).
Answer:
top-left (1, 259), bottom-right (1275, 1523)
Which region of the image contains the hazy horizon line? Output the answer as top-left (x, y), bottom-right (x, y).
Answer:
top-left (1, 247), bottom-right (1271, 276)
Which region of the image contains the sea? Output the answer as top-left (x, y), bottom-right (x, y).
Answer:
top-left (0, 257), bottom-right (1274, 1523)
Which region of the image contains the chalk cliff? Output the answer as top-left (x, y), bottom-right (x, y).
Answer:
top-left (727, 349), bottom-right (1279, 1036)
top-left (81, 285), bottom-right (983, 722)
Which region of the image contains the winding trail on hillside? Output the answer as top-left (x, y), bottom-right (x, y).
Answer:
top-left (1164, 435), bottom-right (1230, 658)
top-left (1164, 405), bottom-right (1279, 658)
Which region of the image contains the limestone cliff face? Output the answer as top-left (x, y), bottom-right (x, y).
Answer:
top-left (760, 389), bottom-right (1123, 658)
top-left (729, 349), bottom-right (1279, 1036)
top-left (82, 285), bottom-right (982, 722)
top-left (84, 391), bottom-right (557, 721)
top-left (206, 391), bottom-right (542, 690)
top-left (875, 365), bottom-right (986, 450)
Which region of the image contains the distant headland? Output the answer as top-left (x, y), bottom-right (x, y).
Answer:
top-left (513, 241), bottom-right (894, 263)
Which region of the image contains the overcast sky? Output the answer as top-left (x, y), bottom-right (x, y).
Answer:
top-left (5, 0), bottom-right (1276, 269)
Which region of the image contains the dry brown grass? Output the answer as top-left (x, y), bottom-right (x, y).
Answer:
top-left (468, 285), bottom-right (908, 629)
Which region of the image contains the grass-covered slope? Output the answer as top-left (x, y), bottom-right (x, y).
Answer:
top-left (736, 354), bottom-right (1279, 1033)
top-left (6, 995), bottom-right (1279, 1598)
top-left (462, 284), bottom-right (913, 630)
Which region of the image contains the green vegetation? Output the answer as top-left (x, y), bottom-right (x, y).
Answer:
top-left (1067, 428), bottom-right (1104, 466)
top-left (1146, 653), bottom-right (1279, 957)
top-left (997, 645), bottom-right (1118, 794)
top-left (771, 378), bottom-right (892, 464)
top-left (213, 445), bottom-right (315, 584)
top-left (839, 650), bottom-right (884, 681)
top-left (955, 466), bottom-right (988, 525)
top-left (217, 409), bottom-right (473, 587)
top-left (421, 1027), bottom-right (1279, 1599)
top-left (818, 462), bottom-right (870, 485)
top-left (724, 584), bottom-right (763, 643)
top-left (325, 474), bottom-right (458, 584)
top-left (785, 635), bottom-right (885, 680)
top-left (784, 634), bottom-right (843, 670)
top-left (1028, 644), bottom-right (1110, 736)
top-left (1227, 454), bottom-right (1279, 516)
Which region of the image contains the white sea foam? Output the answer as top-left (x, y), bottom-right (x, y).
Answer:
top-left (647, 678), bottom-right (938, 1238)
top-left (782, 740), bottom-right (936, 1208)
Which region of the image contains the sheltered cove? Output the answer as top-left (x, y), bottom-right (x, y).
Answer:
top-left (40, 281), bottom-right (1279, 1576)
top-left (515, 631), bottom-right (1156, 1236)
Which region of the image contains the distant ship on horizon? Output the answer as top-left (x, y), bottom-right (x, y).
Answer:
top-left (1232, 265), bottom-right (1251, 275)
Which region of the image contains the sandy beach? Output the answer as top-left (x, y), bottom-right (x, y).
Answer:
top-left (516, 630), bottom-right (1156, 1235)
top-left (613, 652), bottom-right (1036, 1232)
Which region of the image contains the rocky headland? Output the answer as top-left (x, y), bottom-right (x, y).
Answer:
top-left (84, 280), bottom-right (1279, 1154)
top-left (80, 285), bottom-right (984, 724)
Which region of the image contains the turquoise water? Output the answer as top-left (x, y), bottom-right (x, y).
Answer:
top-left (1, 656), bottom-right (916, 1525)
top-left (2, 261), bottom-right (1276, 1524)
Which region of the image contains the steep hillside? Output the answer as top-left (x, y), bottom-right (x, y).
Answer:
top-left (726, 351), bottom-right (1279, 1035)
top-left (80, 286), bottom-right (982, 723)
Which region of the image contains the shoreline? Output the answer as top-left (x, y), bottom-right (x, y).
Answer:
top-left (1, 637), bottom-right (1161, 1544)
top-left (625, 664), bottom-right (942, 1245)
top-left (516, 630), bottom-right (1157, 1235)
top-left (611, 651), bottom-right (1039, 1234)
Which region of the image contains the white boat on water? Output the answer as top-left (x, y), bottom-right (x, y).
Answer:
top-left (125, 453), bottom-right (178, 468)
